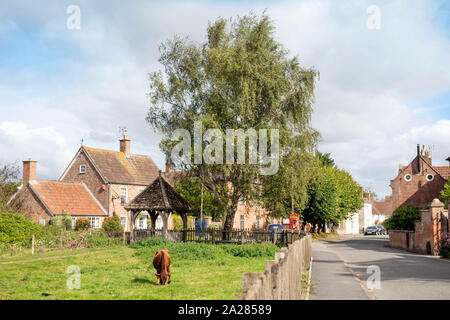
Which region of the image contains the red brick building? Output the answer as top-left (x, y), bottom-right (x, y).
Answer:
top-left (373, 145), bottom-right (449, 216)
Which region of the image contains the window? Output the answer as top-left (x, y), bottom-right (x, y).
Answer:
top-left (80, 164), bottom-right (86, 174)
top-left (138, 216), bottom-right (147, 230)
top-left (72, 217), bottom-right (77, 230)
top-left (120, 216), bottom-right (127, 231)
top-left (120, 187), bottom-right (128, 205)
top-left (426, 174), bottom-right (434, 181)
top-left (256, 216), bottom-right (260, 230)
top-left (89, 217), bottom-right (100, 228)
top-left (38, 219), bottom-right (46, 226)
top-left (240, 215), bottom-right (245, 230)
top-left (404, 174), bottom-right (412, 181)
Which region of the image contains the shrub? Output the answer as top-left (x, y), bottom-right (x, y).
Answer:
top-left (438, 234), bottom-right (450, 258)
top-left (102, 215), bottom-right (123, 232)
top-left (86, 230), bottom-right (123, 247)
top-left (383, 205), bottom-right (421, 231)
top-left (50, 214), bottom-right (72, 230)
top-left (171, 214), bottom-right (184, 231)
top-left (75, 218), bottom-right (90, 231)
top-left (0, 212), bottom-right (44, 245)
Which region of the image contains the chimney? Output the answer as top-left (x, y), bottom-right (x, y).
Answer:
top-left (119, 129), bottom-right (130, 155)
top-left (23, 159), bottom-right (37, 185)
top-left (165, 162), bottom-right (171, 173)
top-left (120, 138), bottom-right (130, 155)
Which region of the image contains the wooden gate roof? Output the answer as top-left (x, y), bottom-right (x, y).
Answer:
top-left (125, 171), bottom-right (191, 212)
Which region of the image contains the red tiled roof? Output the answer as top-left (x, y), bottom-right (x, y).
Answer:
top-left (433, 166), bottom-right (450, 180)
top-left (30, 180), bottom-right (106, 216)
top-left (83, 146), bottom-right (159, 185)
top-left (372, 201), bottom-right (393, 215)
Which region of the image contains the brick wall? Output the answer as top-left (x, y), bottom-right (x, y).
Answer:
top-left (11, 186), bottom-right (51, 224)
top-left (388, 199), bottom-right (449, 255)
top-left (237, 235), bottom-right (312, 300)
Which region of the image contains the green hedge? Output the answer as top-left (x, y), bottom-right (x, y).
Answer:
top-left (383, 205), bottom-right (421, 231)
top-left (131, 238), bottom-right (280, 262)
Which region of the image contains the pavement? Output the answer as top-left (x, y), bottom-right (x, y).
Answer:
top-left (309, 235), bottom-right (450, 300)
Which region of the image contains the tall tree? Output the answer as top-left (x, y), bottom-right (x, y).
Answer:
top-left (147, 13), bottom-right (319, 231)
top-left (0, 162), bottom-right (21, 212)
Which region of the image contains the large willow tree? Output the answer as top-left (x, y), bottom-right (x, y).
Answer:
top-left (147, 13), bottom-right (319, 231)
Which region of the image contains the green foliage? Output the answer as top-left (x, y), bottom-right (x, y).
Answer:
top-left (174, 177), bottom-right (227, 221)
top-left (102, 215), bottom-right (123, 232)
top-left (382, 205), bottom-right (421, 231)
top-left (75, 218), bottom-right (90, 231)
top-left (50, 214), bottom-right (72, 230)
top-left (0, 162), bottom-right (20, 210)
top-left (0, 212), bottom-right (66, 248)
top-left (131, 238), bottom-right (280, 261)
top-left (147, 13), bottom-right (319, 230)
top-left (301, 155), bottom-right (363, 228)
top-left (85, 231), bottom-right (124, 247)
top-left (438, 234), bottom-right (450, 258)
top-left (440, 181), bottom-right (450, 209)
top-left (317, 151), bottom-right (335, 168)
top-left (0, 212), bottom-right (45, 245)
top-left (171, 214), bottom-right (184, 231)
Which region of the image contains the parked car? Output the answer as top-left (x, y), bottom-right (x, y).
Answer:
top-left (375, 225), bottom-right (387, 235)
top-left (364, 226), bottom-right (379, 235)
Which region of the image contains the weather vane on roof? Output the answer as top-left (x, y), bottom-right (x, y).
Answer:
top-left (119, 126), bottom-right (128, 139)
top-left (80, 138), bottom-right (84, 146)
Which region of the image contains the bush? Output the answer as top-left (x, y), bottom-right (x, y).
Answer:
top-left (438, 234), bottom-right (450, 258)
top-left (383, 205), bottom-right (421, 231)
top-left (50, 214), bottom-right (72, 230)
top-left (102, 215), bottom-right (122, 232)
top-left (131, 238), bottom-right (280, 262)
top-left (86, 230), bottom-right (124, 247)
top-left (0, 212), bottom-right (45, 245)
top-left (75, 218), bottom-right (90, 231)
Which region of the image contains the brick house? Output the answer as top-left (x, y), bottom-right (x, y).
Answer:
top-left (58, 135), bottom-right (162, 231)
top-left (8, 160), bottom-right (107, 226)
top-left (373, 145), bottom-right (449, 217)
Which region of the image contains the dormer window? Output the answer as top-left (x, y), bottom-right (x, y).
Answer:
top-left (404, 174), bottom-right (412, 181)
top-left (80, 164), bottom-right (86, 174)
top-left (426, 174), bottom-right (434, 181)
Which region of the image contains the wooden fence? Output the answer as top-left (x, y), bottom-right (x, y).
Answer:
top-left (107, 229), bottom-right (306, 246)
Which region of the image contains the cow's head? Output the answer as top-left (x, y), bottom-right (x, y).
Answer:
top-left (159, 271), bottom-right (168, 285)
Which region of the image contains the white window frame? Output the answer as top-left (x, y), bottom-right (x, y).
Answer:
top-left (256, 216), bottom-right (260, 230)
top-left (404, 174), bottom-right (412, 181)
top-left (80, 164), bottom-right (86, 174)
top-left (120, 216), bottom-right (127, 231)
top-left (240, 215), bottom-right (245, 230)
top-left (38, 219), bottom-right (46, 226)
top-left (138, 216), bottom-right (147, 230)
top-left (72, 217), bottom-right (77, 230)
top-left (120, 187), bottom-right (128, 205)
top-left (426, 174), bottom-right (434, 181)
top-left (89, 217), bottom-right (100, 228)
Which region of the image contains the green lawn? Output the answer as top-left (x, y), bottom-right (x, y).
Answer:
top-left (0, 244), bottom-right (274, 300)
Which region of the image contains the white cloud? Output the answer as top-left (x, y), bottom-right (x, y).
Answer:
top-left (0, 0), bottom-right (448, 198)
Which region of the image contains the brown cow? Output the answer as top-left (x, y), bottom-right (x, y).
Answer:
top-left (152, 248), bottom-right (171, 285)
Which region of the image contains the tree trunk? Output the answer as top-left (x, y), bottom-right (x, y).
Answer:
top-left (222, 196), bottom-right (239, 240)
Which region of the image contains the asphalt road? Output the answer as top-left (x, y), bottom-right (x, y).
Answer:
top-left (309, 235), bottom-right (450, 300)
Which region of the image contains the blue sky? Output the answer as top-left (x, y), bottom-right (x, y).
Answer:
top-left (0, 0), bottom-right (449, 198)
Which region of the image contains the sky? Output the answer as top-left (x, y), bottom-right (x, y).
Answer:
top-left (0, 0), bottom-right (449, 199)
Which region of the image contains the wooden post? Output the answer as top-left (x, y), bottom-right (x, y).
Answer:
top-left (31, 235), bottom-right (35, 256)
top-left (122, 230), bottom-right (126, 245)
